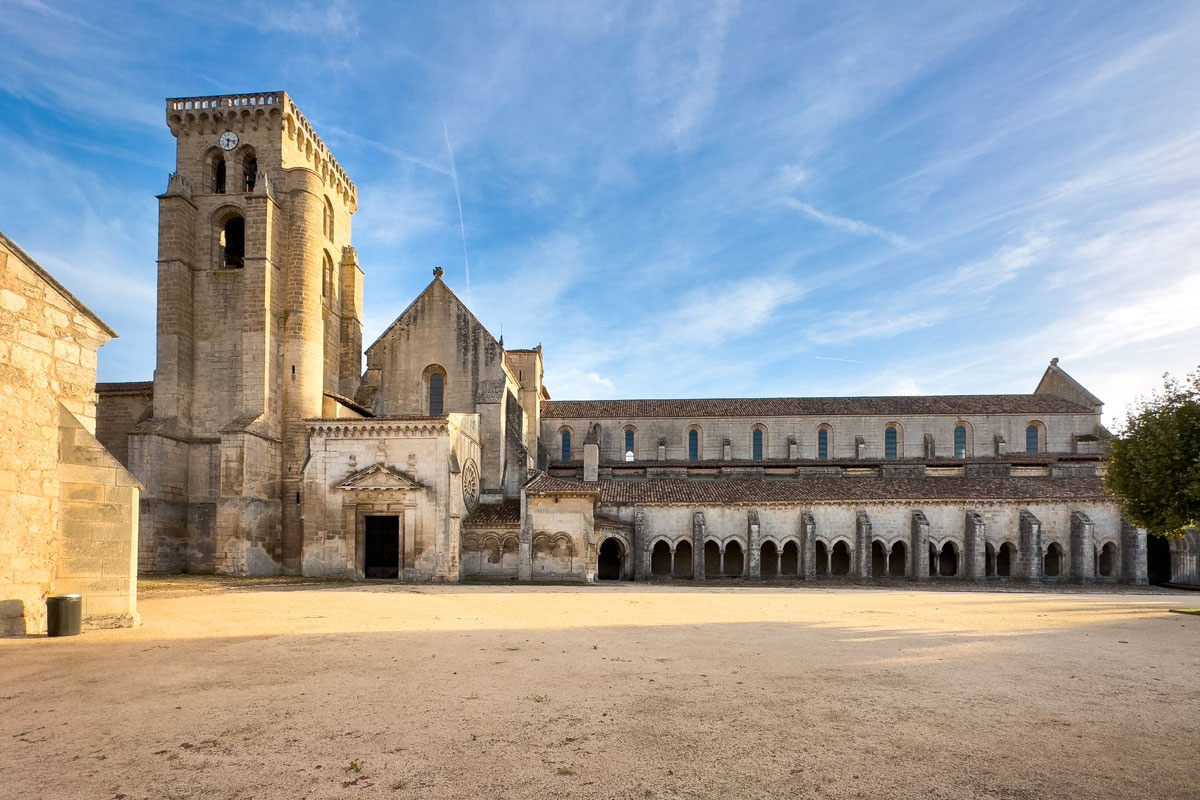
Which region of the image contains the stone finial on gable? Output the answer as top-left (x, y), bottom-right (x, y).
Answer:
top-left (433, 266), bottom-right (444, 279)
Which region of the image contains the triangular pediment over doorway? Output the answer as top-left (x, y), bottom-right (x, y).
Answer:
top-left (337, 464), bottom-right (423, 491)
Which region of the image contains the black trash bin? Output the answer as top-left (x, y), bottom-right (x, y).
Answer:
top-left (46, 594), bottom-right (83, 637)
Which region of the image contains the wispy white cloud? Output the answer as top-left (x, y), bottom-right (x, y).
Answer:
top-left (780, 198), bottom-right (910, 248)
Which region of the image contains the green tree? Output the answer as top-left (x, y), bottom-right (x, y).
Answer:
top-left (1104, 368), bottom-right (1200, 537)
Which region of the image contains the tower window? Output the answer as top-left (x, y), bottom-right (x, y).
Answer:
top-left (219, 216), bottom-right (245, 269)
top-left (954, 424), bottom-right (967, 458)
top-left (243, 152), bottom-right (257, 192)
top-left (323, 197), bottom-right (335, 240)
top-left (322, 251), bottom-right (334, 299)
top-left (212, 155), bottom-right (226, 194)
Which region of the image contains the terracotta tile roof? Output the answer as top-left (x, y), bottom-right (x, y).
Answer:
top-left (524, 473), bottom-right (602, 497)
top-left (525, 475), bottom-right (1112, 506)
top-left (542, 394), bottom-right (1093, 419)
top-left (463, 500), bottom-right (522, 527)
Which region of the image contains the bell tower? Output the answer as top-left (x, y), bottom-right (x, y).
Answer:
top-left (132, 92), bottom-right (363, 574)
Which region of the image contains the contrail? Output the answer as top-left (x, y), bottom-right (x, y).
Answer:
top-left (443, 121), bottom-right (470, 298)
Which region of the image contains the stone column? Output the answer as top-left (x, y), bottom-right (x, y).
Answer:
top-left (747, 510), bottom-right (761, 579)
top-left (1070, 511), bottom-right (1096, 583)
top-left (911, 510), bottom-right (929, 581)
top-left (800, 512), bottom-right (816, 581)
top-left (964, 511), bottom-right (986, 581)
top-left (1120, 522), bottom-right (1148, 585)
top-left (692, 510), bottom-right (706, 581)
top-left (1019, 510), bottom-right (1042, 582)
top-left (855, 510), bottom-right (872, 578)
top-left (634, 510), bottom-right (649, 580)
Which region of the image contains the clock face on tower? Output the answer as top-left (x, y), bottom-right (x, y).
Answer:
top-left (218, 131), bottom-right (239, 151)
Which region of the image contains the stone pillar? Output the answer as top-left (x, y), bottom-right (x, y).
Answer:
top-left (1120, 522), bottom-right (1148, 585)
top-left (722, 439), bottom-right (732, 460)
top-left (1070, 511), bottom-right (1096, 583)
top-left (692, 510), bottom-right (706, 581)
top-left (994, 434), bottom-right (1007, 456)
top-left (787, 436), bottom-right (798, 460)
top-left (518, 492), bottom-right (532, 581)
top-left (855, 510), bottom-right (872, 578)
top-left (338, 246), bottom-right (364, 398)
top-left (634, 510), bottom-right (649, 580)
top-left (911, 510), bottom-right (929, 581)
top-left (800, 511), bottom-right (816, 580)
top-left (657, 438), bottom-right (666, 460)
top-left (1019, 510), bottom-right (1042, 582)
top-left (747, 510), bottom-right (761, 579)
top-left (964, 511), bottom-right (986, 581)
top-left (855, 436), bottom-right (865, 460)
top-left (583, 424), bottom-right (599, 482)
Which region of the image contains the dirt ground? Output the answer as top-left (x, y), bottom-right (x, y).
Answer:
top-left (2, 581), bottom-right (1198, 800)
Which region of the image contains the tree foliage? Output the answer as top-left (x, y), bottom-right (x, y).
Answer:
top-left (1104, 368), bottom-right (1200, 537)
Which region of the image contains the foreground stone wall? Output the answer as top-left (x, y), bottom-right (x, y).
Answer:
top-left (0, 233), bottom-right (138, 635)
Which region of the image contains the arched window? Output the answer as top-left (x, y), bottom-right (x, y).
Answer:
top-left (561, 428), bottom-right (572, 461)
top-left (218, 215), bottom-right (245, 269)
top-left (751, 426), bottom-right (765, 461)
top-left (242, 149), bottom-right (257, 192)
top-left (423, 364), bottom-right (447, 416)
top-left (322, 251), bottom-right (333, 298)
top-left (1026, 423), bottom-right (1041, 454)
top-left (954, 424), bottom-right (968, 459)
top-left (624, 427), bottom-right (636, 461)
top-left (429, 372), bottom-right (444, 416)
top-left (210, 151), bottom-right (226, 194)
top-left (817, 426), bottom-right (831, 460)
top-left (323, 197), bottom-right (335, 240)
top-left (884, 426), bottom-right (898, 460)
top-left (687, 427), bottom-right (701, 461)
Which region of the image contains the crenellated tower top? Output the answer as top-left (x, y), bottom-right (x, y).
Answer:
top-left (165, 91), bottom-right (357, 211)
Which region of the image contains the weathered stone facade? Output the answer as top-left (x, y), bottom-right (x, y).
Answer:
top-left (97, 92), bottom-right (1198, 587)
top-left (1, 233), bottom-right (140, 636)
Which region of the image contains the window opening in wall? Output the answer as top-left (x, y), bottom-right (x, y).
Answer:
top-left (888, 542), bottom-right (906, 577)
top-left (651, 541), bottom-right (672, 576)
top-left (885, 427), bottom-right (898, 460)
top-left (323, 196), bottom-right (335, 240)
top-left (364, 515), bottom-right (400, 579)
top-left (429, 372), bottom-right (444, 416)
top-left (673, 540), bottom-right (693, 578)
top-left (1026, 424), bottom-right (1040, 454)
top-left (243, 154), bottom-right (257, 191)
top-left (818, 428), bottom-right (829, 460)
top-left (212, 155), bottom-right (226, 194)
top-left (954, 424), bottom-right (967, 458)
top-left (752, 427), bottom-right (764, 461)
top-left (688, 428), bottom-right (700, 461)
top-left (322, 251), bottom-right (334, 298)
top-left (561, 429), bottom-right (572, 461)
top-left (1147, 535), bottom-right (1171, 584)
top-left (625, 429), bottom-right (635, 461)
top-left (597, 538), bottom-right (623, 580)
top-left (220, 217), bottom-right (245, 268)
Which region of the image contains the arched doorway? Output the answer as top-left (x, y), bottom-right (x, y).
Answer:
top-left (1097, 542), bottom-right (1117, 578)
top-left (871, 541), bottom-right (887, 576)
top-left (760, 541), bottom-right (779, 577)
top-left (1148, 535), bottom-right (1171, 585)
top-left (724, 542), bottom-right (744, 577)
top-left (598, 538), bottom-right (623, 580)
top-left (939, 542), bottom-right (958, 577)
top-left (780, 541), bottom-right (799, 576)
top-left (888, 542), bottom-right (906, 577)
top-left (814, 541), bottom-right (829, 576)
top-left (1044, 542), bottom-right (1063, 578)
top-left (650, 541), bottom-right (672, 576)
top-left (997, 543), bottom-right (1015, 577)
top-left (673, 540), bottom-right (693, 578)
top-left (704, 540), bottom-right (722, 576)
top-left (831, 541), bottom-right (851, 575)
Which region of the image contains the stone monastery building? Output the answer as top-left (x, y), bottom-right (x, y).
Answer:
top-left (95, 92), bottom-right (1197, 588)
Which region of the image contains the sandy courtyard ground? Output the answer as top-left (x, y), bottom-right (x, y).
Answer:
top-left (2, 581), bottom-right (1198, 800)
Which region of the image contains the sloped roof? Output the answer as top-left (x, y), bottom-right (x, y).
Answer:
top-left (525, 474), bottom-right (1111, 506)
top-left (542, 395), bottom-right (1094, 419)
top-left (463, 500), bottom-right (522, 527)
top-left (365, 272), bottom-right (499, 354)
top-left (1, 231), bottom-right (117, 339)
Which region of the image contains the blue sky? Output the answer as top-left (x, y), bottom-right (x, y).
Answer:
top-left (2, 1), bottom-right (1197, 426)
